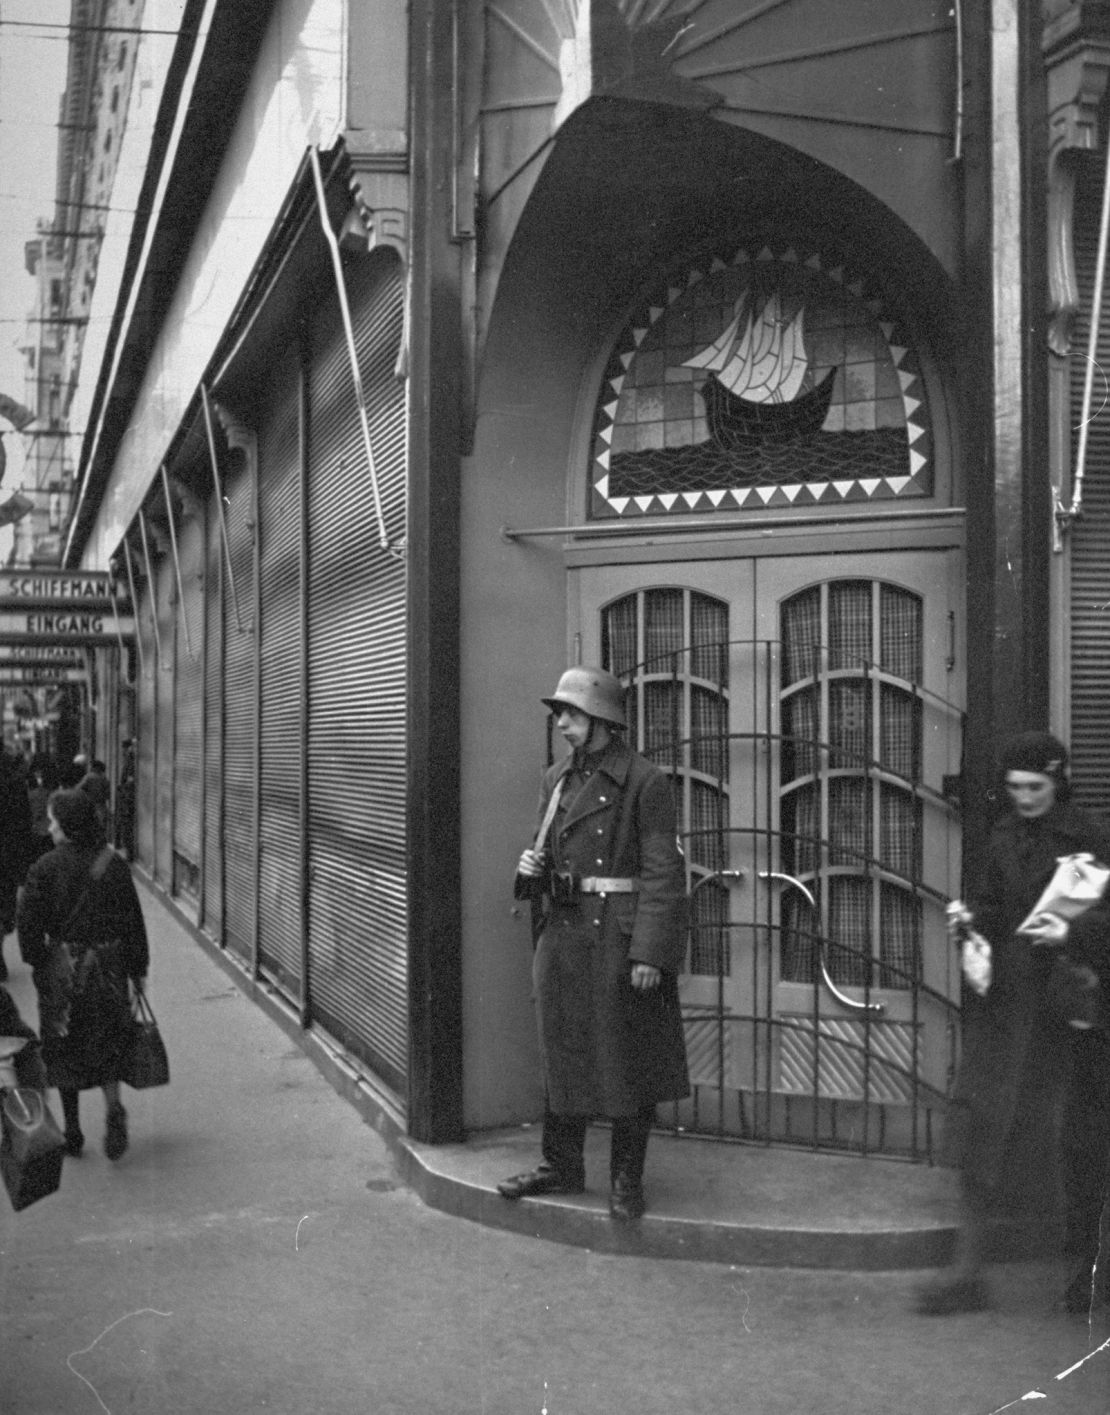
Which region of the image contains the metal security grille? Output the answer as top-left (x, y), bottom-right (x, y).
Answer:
top-left (257, 341), bottom-right (305, 1004)
top-left (202, 501), bottom-right (223, 939)
top-left (173, 511), bottom-right (204, 900)
top-left (306, 249), bottom-right (407, 1092)
top-left (221, 445), bottom-right (257, 965)
top-left (135, 573), bottom-right (157, 869)
top-left (154, 550), bottom-right (176, 889)
top-left (602, 581), bottom-right (960, 1159)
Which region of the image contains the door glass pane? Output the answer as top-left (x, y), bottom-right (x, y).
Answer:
top-left (602, 587), bottom-right (730, 977)
top-left (780, 579), bottom-right (924, 991)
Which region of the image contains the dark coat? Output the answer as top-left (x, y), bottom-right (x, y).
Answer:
top-left (0, 752), bottom-right (32, 930)
top-left (951, 801), bottom-right (1110, 1197)
top-left (516, 739), bottom-right (690, 1117)
top-left (18, 842), bottom-right (148, 1090)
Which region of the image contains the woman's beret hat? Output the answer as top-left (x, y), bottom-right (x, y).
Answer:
top-left (999, 730), bottom-right (1069, 777)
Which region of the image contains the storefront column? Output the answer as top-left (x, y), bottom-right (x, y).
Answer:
top-left (405, 0), bottom-right (464, 1143)
top-left (962, 0), bottom-right (1050, 856)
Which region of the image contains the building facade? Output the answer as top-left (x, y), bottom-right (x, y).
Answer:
top-left (54, 0), bottom-right (1110, 1156)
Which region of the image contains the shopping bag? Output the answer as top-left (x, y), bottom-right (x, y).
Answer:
top-left (1017, 853), bottom-right (1110, 935)
top-left (119, 988), bottom-right (170, 1090)
top-left (0, 1087), bottom-right (65, 1212)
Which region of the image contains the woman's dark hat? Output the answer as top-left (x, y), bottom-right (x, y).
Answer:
top-left (999, 730), bottom-right (1069, 777)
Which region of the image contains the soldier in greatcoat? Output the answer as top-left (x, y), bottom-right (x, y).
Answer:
top-left (498, 666), bottom-right (690, 1221)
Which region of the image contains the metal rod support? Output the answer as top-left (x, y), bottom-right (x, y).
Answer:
top-left (122, 538), bottom-right (145, 679)
top-left (1063, 124), bottom-right (1110, 529)
top-left (138, 510), bottom-right (167, 672)
top-left (201, 384), bottom-right (244, 633)
top-left (309, 146), bottom-right (397, 558)
top-left (160, 463), bottom-right (194, 661)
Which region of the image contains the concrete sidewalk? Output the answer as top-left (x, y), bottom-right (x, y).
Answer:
top-left (2, 882), bottom-right (1108, 1415)
top-left (133, 883), bottom-right (969, 1272)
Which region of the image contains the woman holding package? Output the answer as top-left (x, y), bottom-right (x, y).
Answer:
top-left (918, 732), bottom-right (1110, 1315)
top-left (17, 789), bottom-right (148, 1162)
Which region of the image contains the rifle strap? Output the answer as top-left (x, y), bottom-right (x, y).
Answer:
top-left (532, 776), bottom-right (566, 855)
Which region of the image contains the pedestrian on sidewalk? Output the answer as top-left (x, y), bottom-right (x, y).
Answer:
top-left (498, 666), bottom-right (689, 1222)
top-left (0, 745), bottom-right (33, 984)
top-left (917, 731), bottom-right (1110, 1316)
top-left (77, 757), bottom-right (112, 836)
top-left (16, 788), bottom-right (149, 1162)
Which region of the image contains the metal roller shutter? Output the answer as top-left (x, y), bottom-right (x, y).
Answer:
top-left (155, 550), bottom-right (176, 888)
top-left (306, 250), bottom-right (407, 1092)
top-left (136, 574), bottom-right (157, 869)
top-left (257, 342), bottom-right (305, 1001)
top-left (222, 448), bottom-right (258, 964)
top-left (203, 500), bottom-right (223, 938)
top-left (1070, 154), bottom-right (1110, 808)
top-left (173, 510), bottom-right (205, 900)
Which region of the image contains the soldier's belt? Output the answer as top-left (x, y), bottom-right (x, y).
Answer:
top-left (577, 877), bottom-right (639, 894)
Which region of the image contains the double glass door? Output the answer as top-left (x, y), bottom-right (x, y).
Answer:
top-left (573, 550), bottom-right (964, 1157)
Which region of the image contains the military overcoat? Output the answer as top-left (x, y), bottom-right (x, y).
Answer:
top-left (516, 739), bottom-right (690, 1117)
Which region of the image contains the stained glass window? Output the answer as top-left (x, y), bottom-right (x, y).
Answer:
top-left (590, 245), bottom-right (932, 519)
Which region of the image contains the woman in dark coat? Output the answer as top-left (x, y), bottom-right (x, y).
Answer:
top-left (498, 666), bottom-right (689, 1222)
top-left (17, 789), bottom-right (148, 1161)
top-left (918, 732), bottom-right (1110, 1314)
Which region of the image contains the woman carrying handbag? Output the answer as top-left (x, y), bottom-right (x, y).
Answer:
top-left (17, 789), bottom-right (149, 1162)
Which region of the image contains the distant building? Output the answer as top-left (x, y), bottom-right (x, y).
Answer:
top-left (16, 0), bottom-right (145, 568)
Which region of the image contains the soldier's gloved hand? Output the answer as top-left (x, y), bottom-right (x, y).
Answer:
top-left (631, 963), bottom-right (661, 992)
top-left (517, 848), bottom-right (545, 878)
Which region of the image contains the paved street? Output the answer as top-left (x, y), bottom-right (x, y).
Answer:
top-left (2, 886), bottom-right (1110, 1415)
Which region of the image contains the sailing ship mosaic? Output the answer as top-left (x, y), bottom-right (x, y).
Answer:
top-left (589, 246), bottom-right (933, 518)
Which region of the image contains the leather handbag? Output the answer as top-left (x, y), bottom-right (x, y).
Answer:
top-left (0, 1085), bottom-right (65, 1212)
top-left (119, 987), bottom-right (170, 1089)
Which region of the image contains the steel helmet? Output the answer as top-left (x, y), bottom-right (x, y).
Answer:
top-left (541, 666), bottom-right (627, 728)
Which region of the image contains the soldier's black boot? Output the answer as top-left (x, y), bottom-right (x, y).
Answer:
top-left (497, 1111), bottom-right (587, 1199)
top-left (609, 1106), bottom-right (654, 1222)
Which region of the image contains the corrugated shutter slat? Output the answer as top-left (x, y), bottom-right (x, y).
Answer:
top-left (1070, 155), bottom-right (1110, 810)
top-left (258, 342), bottom-right (304, 1000)
top-left (222, 450), bottom-right (257, 963)
top-left (306, 251), bottom-right (407, 1090)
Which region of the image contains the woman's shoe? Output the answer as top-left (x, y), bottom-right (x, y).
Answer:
top-left (915, 1273), bottom-right (991, 1315)
top-left (63, 1127), bottom-right (84, 1158)
top-left (104, 1102), bottom-right (128, 1161)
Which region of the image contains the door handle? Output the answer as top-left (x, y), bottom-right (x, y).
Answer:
top-left (690, 868), bottom-right (745, 896)
top-left (759, 870), bottom-right (885, 1015)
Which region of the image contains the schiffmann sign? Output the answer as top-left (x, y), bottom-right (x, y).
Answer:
top-left (0, 572), bottom-right (134, 645)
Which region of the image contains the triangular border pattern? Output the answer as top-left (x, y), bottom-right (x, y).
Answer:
top-left (589, 244), bottom-right (933, 521)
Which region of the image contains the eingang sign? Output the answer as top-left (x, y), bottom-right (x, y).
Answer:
top-left (0, 572), bottom-right (133, 647)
